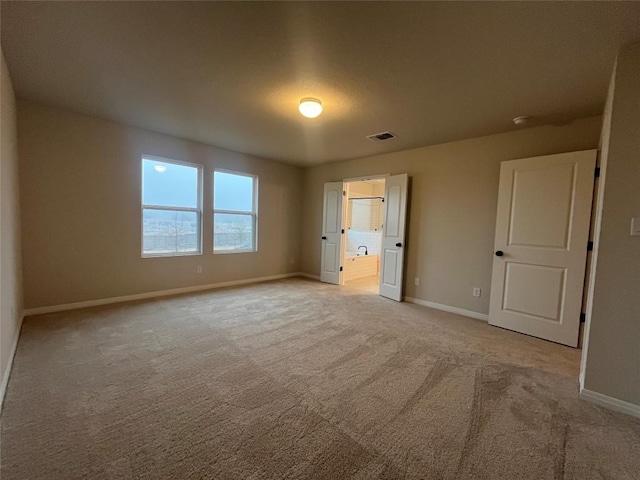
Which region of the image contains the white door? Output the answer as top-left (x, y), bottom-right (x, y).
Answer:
top-left (379, 174), bottom-right (409, 301)
top-left (489, 150), bottom-right (596, 347)
top-left (320, 182), bottom-right (344, 285)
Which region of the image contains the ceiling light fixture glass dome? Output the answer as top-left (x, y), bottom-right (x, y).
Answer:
top-left (298, 98), bottom-right (323, 118)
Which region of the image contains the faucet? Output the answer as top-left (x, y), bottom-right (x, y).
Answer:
top-left (358, 245), bottom-right (368, 256)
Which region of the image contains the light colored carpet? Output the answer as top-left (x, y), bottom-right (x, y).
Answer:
top-left (1, 278), bottom-right (639, 479)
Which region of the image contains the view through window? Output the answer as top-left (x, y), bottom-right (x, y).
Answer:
top-left (213, 171), bottom-right (257, 252)
top-left (142, 157), bottom-right (201, 256)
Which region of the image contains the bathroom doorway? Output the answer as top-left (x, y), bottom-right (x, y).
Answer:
top-left (320, 173), bottom-right (408, 301)
top-left (342, 179), bottom-right (386, 294)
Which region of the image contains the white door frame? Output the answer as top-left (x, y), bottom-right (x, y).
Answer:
top-left (339, 182), bottom-right (349, 285)
top-left (343, 174), bottom-right (390, 182)
top-left (340, 175), bottom-right (389, 286)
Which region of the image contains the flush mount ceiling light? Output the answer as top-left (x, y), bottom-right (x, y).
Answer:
top-left (513, 116), bottom-right (530, 126)
top-left (153, 165), bottom-right (167, 173)
top-left (298, 98), bottom-right (323, 118)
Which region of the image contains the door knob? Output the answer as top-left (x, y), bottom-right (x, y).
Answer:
top-left (396, 242), bottom-right (402, 247)
top-left (495, 250), bottom-right (504, 257)
top-left (322, 236), bottom-right (327, 240)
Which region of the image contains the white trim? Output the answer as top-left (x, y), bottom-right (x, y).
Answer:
top-left (298, 272), bottom-right (321, 281)
top-left (343, 174), bottom-right (390, 182)
top-left (404, 297), bottom-right (489, 321)
top-left (1, 313), bottom-right (24, 411)
top-left (24, 273), bottom-right (304, 317)
top-left (340, 181), bottom-right (349, 286)
top-left (142, 154), bottom-right (202, 170)
top-left (580, 114), bottom-right (613, 387)
top-left (580, 387), bottom-right (640, 419)
top-left (142, 205), bottom-right (199, 213)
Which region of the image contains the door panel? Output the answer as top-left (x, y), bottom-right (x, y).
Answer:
top-left (503, 263), bottom-right (565, 321)
top-left (385, 184), bottom-right (402, 236)
top-left (379, 174), bottom-right (408, 301)
top-left (320, 182), bottom-right (344, 285)
top-left (382, 248), bottom-right (399, 286)
top-left (325, 190), bottom-right (340, 234)
top-left (489, 150), bottom-right (596, 347)
top-left (323, 243), bottom-right (338, 274)
top-left (508, 163), bottom-right (575, 248)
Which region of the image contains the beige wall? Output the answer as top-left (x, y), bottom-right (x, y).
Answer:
top-left (301, 116), bottom-right (602, 314)
top-left (582, 42), bottom-right (640, 406)
top-left (1, 50), bottom-right (23, 398)
top-left (18, 100), bottom-right (303, 309)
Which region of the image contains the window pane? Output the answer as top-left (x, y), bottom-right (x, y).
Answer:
top-left (214, 213), bottom-right (254, 251)
top-left (214, 171), bottom-right (253, 212)
top-left (143, 159), bottom-right (198, 208)
top-left (143, 209), bottom-right (199, 255)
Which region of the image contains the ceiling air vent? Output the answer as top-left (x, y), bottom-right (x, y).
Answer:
top-left (366, 131), bottom-right (397, 142)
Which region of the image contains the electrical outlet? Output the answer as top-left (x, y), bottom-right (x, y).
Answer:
top-left (473, 287), bottom-right (481, 298)
top-left (414, 277), bottom-right (420, 286)
top-left (196, 266), bottom-right (203, 274)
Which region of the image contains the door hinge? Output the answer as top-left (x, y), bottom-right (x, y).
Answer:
top-left (343, 190), bottom-right (346, 196)
top-left (587, 241), bottom-right (594, 251)
top-left (594, 167), bottom-right (601, 178)
top-left (339, 266), bottom-right (343, 272)
top-left (342, 229), bottom-right (345, 234)
top-left (580, 313), bottom-right (586, 323)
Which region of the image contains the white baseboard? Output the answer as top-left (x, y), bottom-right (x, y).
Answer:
top-left (1, 313), bottom-right (24, 412)
top-left (297, 272), bottom-right (320, 281)
top-left (24, 273), bottom-right (306, 317)
top-left (580, 387), bottom-right (640, 419)
top-left (404, 296), bottom-right (489, 322)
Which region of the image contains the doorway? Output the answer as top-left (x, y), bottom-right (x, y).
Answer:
top-left (320, 173), bottom-right (409, 301)
top-left (342, 179), bottom-right (385, 294)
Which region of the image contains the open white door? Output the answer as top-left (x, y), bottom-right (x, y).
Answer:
top-left (379, 174), bottom-right (408, 301)
top-left (489, 150), bottom-right (596, 347)
top-left (320, 182), bottom-right (344, 285)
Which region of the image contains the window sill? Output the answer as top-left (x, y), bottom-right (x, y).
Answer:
top-left (213, 249), bottom-right (257, 255)
top-left (142, 251), bottom-right (202, 259)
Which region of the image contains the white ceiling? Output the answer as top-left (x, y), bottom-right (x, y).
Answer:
top-left (2, 2), bottom-right (639, 166)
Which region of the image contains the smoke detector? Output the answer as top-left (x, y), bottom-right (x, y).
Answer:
top-left (367, 131), bottom-right (397, 142)
top-left (513, 116), bottom-right (530, 126)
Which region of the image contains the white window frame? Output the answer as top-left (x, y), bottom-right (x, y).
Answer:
top-left (213, 169), bottom-right (258, 254)
top-left (141, 155), bottom-right (203, 258)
